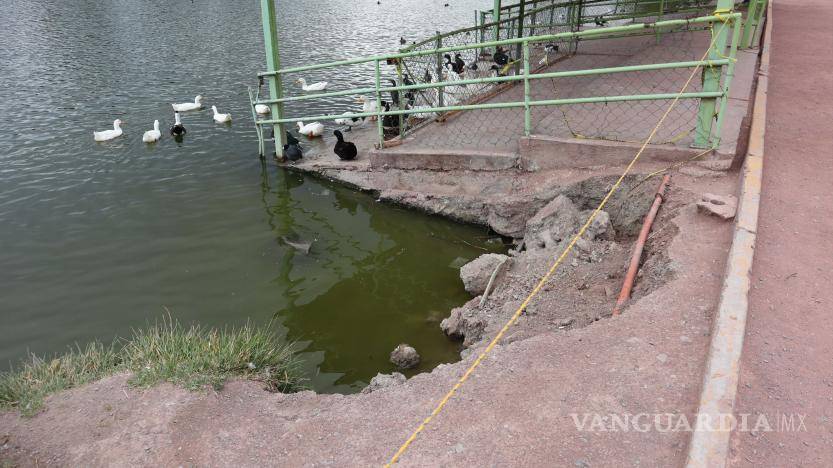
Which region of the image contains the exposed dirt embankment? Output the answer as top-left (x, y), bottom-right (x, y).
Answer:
top-left (1, 168), bottom-right (739, 466)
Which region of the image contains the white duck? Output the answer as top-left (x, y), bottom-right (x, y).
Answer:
top-left (172, 95), bottom-right (203, 112)
top-left (93, 119), bottom-right (124, 142)
top-left (296, 78), bottom-right (328, 92)
top-left (334, 112), bottom-right (366, 130)
top-left (255, 104), bottom-right (271, 114)
top-left (355, 95), bottom-right (378, 119)
top-left (296, 121), bottom-right (324, 137)
top-left (212, 105), bottom-right (232, 123)
top-left (142, 120), bottom-right (162, 143)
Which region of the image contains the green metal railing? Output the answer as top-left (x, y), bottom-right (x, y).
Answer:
top-left (253, 5), bottom-right (740, 158)
top-left (741, 0), bottom-right (767, 48)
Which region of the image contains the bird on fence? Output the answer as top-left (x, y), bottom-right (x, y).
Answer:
top-left (142, 120), bottom-right (161, 143)
top-left (400, 36), bottom-right (407, 45)
top-left (333, 130), bottom-right (357, 161)
top-left (284, 131), bottom-right (303, 161)
top-left (93, 119), bottom-right (124, 142)
top-left (297, 121), bottom-right (324, 137)
top-left (170, 112), bottom-right (186, 136)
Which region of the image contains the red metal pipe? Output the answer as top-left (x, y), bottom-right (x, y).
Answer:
top-left (612, 174), bottom-right (671, 316)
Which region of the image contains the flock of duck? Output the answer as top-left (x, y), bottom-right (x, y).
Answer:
top-left (92, 95), bottom-right (233, 143)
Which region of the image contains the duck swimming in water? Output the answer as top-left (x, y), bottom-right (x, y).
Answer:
top-left (142, 120), bottom-right (161, 143)
top-left (295, 78), bottom-right (328, 92)
top-left (170, 111), bottom-right (186, 136)
top-left (211, 105), bottom-right (232, 123)
top-left (93, 119), bottom-right (124, 142)
top-left (333, 130), bottom-right (357, 161)
top-left (172, 95), bottom-right (203, 112)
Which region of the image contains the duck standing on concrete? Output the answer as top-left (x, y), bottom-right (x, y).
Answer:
top-left (493, 47), bottom-right (509, 67)
top-left (333, 130), bottom-right (357, 161)
top-left (284, 131), bottom-right (303, 161)
top-left (296, 121), bottom-right (324, 137)
top-left (381, 101), bottom-right (400, 128)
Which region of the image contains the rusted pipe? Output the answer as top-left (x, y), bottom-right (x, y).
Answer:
top-left (613, 174), bottom-right (671, 316)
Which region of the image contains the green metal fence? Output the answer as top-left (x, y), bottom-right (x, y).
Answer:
top-left (253, 7), bottom-right (741, 158)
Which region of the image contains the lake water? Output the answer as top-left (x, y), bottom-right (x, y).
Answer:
top-left (0, 0), bottom-right (502, 392)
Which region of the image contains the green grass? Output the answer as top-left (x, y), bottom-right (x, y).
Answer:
top-left (0, 319), bottom-right (305, 415)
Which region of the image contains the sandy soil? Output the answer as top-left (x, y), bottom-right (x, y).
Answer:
top-left (0, 171), bottom-right (739, 466)
top-left (728, 1), bottom-right (833, 465)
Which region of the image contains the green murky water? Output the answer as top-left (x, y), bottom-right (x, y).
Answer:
top-left (0, 0), bottom-right (503, 392)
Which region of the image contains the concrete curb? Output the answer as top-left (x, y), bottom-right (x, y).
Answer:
top-left (685, 2), bottom-right (773, 467)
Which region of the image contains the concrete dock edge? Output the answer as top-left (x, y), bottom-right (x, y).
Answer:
top-left (684, 1), bottom-right (773, 467)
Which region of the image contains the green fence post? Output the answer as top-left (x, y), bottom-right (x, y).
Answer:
top-left (493, 0), bottom-right (502, 43)
top-left (523, 41), bottom-right (531, 136)
top-left (693, 0), bottom-right (734, 148)
top-left (740, 0), bottom-right (759, 48)
top-left (375, 59), bottom-right (384, 148)
top-left (712, 14), bottom-right (741, 148)
top-left (515, 0), bottom-right (526, 75)
top-left (260, 0), bottom-right (285, 158)
top-left (435, 33), bottom-right (445, 109)
top-left (480, 11), bottom-right (487, 55)
top-left (396, 60), bottom-right (405, 137)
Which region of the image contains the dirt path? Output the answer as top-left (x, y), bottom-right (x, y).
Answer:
top-left (729, 1), bottom-right (833, 465)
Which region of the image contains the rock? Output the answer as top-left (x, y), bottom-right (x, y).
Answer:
top-left (696, 193), bottom-right (738, 220)
top-left (524, 195), bottom-right (581, 250)
top-left (580, 209), bottom-right (615, 241)
top-left (657, 353), bottom-right (669, 364)
top-left (441, 306), bottom-right (487, 347)
top-left (460, 253), bottom-right (510, 296)
top-left (558, 317), bottom-right (575, 327)
top-left (389, 344), bottom-right (420, 369)
top-left (361, 372), bottom-right (406, 394)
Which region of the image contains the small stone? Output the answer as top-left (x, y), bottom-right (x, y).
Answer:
top-left (657, 353), bottom-right (669, 364)
top-left (558, 318), bottom-right (575, 327)
top-left (361, 372), bottom-right (406, 394)
top-left (390, 344), bottom-right (420, 369)
top-left (696, 193), bottom-right (738, 220)
top-left (680, 335), bottom-right (692, 343)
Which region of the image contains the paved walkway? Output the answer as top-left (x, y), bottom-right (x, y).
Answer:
top-left (729, 1), bottom-right (833, 465)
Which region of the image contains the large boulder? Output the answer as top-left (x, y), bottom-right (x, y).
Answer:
top-left (524, 195), bottom-right (581, 250)
top-left (459, 253), bottom-right (510, 296)
top-left (361, 372), bottom-right (406, 394)
top-left (389, 344), bottom-right (420, 369)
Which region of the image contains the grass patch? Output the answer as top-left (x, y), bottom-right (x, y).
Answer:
top-left (0, 319), bottom-right (305, 415)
